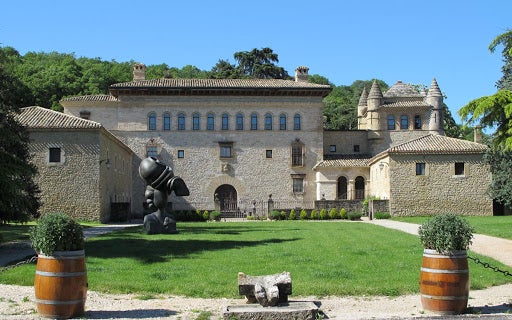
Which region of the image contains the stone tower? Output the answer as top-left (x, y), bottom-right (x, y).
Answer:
top-left (366, 80), bottom-right (383, 131)
top-left (295, 66), bottom-right (309, 82)
top-left (426, 78), bottom-right (444, 135)
top-left (133, 63), bottom-right (147, 81)
top-left (357, 86), bottom-right (368, 130)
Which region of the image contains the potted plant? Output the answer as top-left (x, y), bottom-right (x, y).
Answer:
top-left (418, 213), bottom-right (474, 315)
top-left (30, 213), bottom-right (87, 319)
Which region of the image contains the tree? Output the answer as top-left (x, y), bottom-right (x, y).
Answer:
top-left (209, 59), bottom-right (240, 79)
top-left (483, 148), bottom-right (512, 209)
top-left (0, 64), bottom-right (40, 223)
top-left (233, 48), bottom-right (289, 79)
top-left (489, 29), bottom-right (512, 90)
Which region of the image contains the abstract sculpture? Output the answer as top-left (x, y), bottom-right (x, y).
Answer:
top-left (139, 157), bottom-right (190, 234)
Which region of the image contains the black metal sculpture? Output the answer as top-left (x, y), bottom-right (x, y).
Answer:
top-left (139, 157), bottom-right (190, 234)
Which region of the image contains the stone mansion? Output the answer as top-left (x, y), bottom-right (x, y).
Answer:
top-left (18, 64), bottom-right (492, 221)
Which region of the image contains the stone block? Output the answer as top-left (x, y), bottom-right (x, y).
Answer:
top-left (223, 301), bottom-right (318, 320)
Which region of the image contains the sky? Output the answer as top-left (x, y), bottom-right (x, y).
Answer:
top-left (0, 0), bottom-right (510, 123)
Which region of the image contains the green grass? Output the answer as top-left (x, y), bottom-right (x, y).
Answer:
top-left (1, 221), bottom-right (511, 298)
top-left (393, 215), bottom-right (512, 240)
top-left (0, 221), bottom-right (103, 244)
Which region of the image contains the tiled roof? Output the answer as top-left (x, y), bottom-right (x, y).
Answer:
top-left (314, 154), bottom-right (373, 169)
top-left (17, 106), bottom-right (102, 129)
top-left (383, 100), bottom-right (431, 108)
top-left (384, 81), bottom-right (424, 97)
top-left (61, 95), bottom-right (118, 102)
top-left (387, 134), bottom-right (488, 154)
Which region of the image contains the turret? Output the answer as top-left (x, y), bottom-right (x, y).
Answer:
top-left (133, 63), bottom-right (147, 81)
top-left (367, 80), bottom-right (383, 131)
top-left (357, 87), bottom-right (368, 129)
top-left (295, 66), bottom-right (309, 82)
top-left (426, 78), bottom-right (444, 135)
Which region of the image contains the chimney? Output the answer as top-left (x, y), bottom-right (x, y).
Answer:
top-left (133, 63), bottom-right (146, 81)
top-left (295, 66), bottom-right (309, 82)
top-left (474, 125), bottom-right (483, 144)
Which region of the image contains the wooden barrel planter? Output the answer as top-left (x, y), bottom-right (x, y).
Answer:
top-left (419, 249), bottom-right (469, 314)
top-left (34, 250), bottom-right (87, 319)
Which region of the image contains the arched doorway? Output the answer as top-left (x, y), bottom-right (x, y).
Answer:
top-left (355, 176), bottom-right (365, 200)
top-left (214, 184), bottom-right (238, 214)
top-left (337, 176), bottom-right (348, 200)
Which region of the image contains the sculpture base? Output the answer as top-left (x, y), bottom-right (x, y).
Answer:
top-left (223, 301), bottom-right (318, 320)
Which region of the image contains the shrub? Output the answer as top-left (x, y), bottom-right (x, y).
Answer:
top-left (246, 215), bottom-right (255, 220)
top-left (374, 212), bottom-right (391, 219)
top-left (339, 208), bottom-right (347, 219)
top-left (269, 210), bottom-right (281, 220)
top-left (310, 209), bottom-right (318, 220)
top-left (209, 211), bottom-right (222, 221)
top-left (30, 213), bottom-right (84, 255)
top-left (348, 212), bottom-right (362, 221)
top-left (328, 208), bottom-right (338, 219)
top-left (202, 210), bottom-right (210, 221)
top-left (319, 209), bottom-right (327, 220)
top-left (418, 213), bottom-right (474, 254)
top-left (280, 211), bottom-right (287, 220)
top-left (289, 209), bottom-right (297, 220)
top-left (299, 209), bottom-right (308, 220)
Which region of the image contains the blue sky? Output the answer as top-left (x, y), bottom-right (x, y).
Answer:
top-left (1, 0), bottom-right (510, 123)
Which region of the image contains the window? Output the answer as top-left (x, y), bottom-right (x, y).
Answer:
top-left (146, 146), bottom-right (158, 158)
top-left (79, 111), bottom-right (90, 119)
top-left (49, 147), bottom-right (61, 163)
top-left (387, 115), bottom-right (395, 130)
top-left (293, 114), bottom-right (301, 130)
top-left (148, 112), bottom-right (156, 130)
top-left (292, 174), bottom-right (305, 193)
top-left (236, 113), bottom-right (244, 130)
top-left (414, 115), bottom-right (422, 129)
top-left (279, 113), bottom-right (287, 130)
top-left (400, 115), bottom-right (408, 129)
top-left (192, 113), bottom-right (200, 130)
top-left (455, 162), bottom-right (465, 176)
top-left (265, 113), bottom-right (272, 130)
top-left (207, 113), bottom-right (215, 130)
top-left (178, 113), bottom-right (185, 130)
top-left (219, 142), bottom-right (233, 158)
top-left (266, 150), bottom-right (273, 158)
top-left (291, 143), bottom-right (303, 167)
top-left (178, 150), bottom-right (185, 158)
top-left (163, 113), bottom-right (171, 130)
top-left (354, 145), bottom-right (360, 153)
top-left (251, 113), bottom-right (258, 130)
top-left (416, 163), bottom-right (426, 175)
top-left (222, 113), bottom-right (229, 130)
top-left (329, 145), bottom-right (336, 152)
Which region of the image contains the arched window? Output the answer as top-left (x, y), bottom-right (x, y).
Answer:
top-left (178, 113), bottom-right (185, 130)
top-left (251, 113), bottom-right (258, 130)
top-left (387, 115), bottom-right (395, 130)
top-left (192, 113), bottom-right (200, 130)
top-left (337, 176), bottom-right (348, 200)
top-left (207, 113), bottom-right (215, 130)
top-left (148, 112), bottom-right (156, 130)
top-left (222, 113), bottom-right (229, 130)
top-left (163, 112), bottom-right (171, 130)
top-left (236, 113), bottom-right (244, 130)
top-left (265, 113), bottom-right (272, 130)
top-left (279, 113), bottom-right (287, 130)
top-left (400, 115), bottom-right (408, 129)
top-left (293, 113), bottom-right (301, 130)
top-left (355, 176), bottom-right (365, 200)
top-left (414, 115), bottom-right (422, 129)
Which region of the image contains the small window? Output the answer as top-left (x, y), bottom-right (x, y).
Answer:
top-left (354, 145), bottom-right (360, 153)
top-left (49, 147), bottom-right (61, 163)
top-left (291, 144), bottom-right (303, 167)
top-left (455, 162), bottom-right (465, 176)
top-left (163, 113), bottom-right (171, 130)
top-left (251, 113), bottom-right (258, 130)
top-left (279, 114), bottom-right (287, 130)
top-left (146, 146), bottom-right (158, 158)
top-left (148, 112), bottom-right (156, 130)
top-left (292, 176), bottom-right (304, 193)
top-left (400, 115), bottom-right (408, 129)
top-left (177, 150), bottom-right (185, 159)
top-left (207, 113), bottom-right (215, 130)
top-left (79, 111), bottom-right (90, 120)
top-left (414, 115), bottom-right (422, 129)
top-left (266, 150), bottom-right (273, 158)
top-left (329, 145), bottom-right (336, 152)
top-left (416, 163), bottom-right (426, 175)
top-left (387, 115), bottom-right (395, 130)
top-left (193, 113), bottom-right (200, 130)
top-left (178, 113), bottom-right (185, 130)
top-left (219, 143), bottom-right (233, 159)
top-left (294, 114), bottom-right (301, 130)
top-left (222, 113), bottom-right (229, 130)
top-left (265, 113), bottom-right (272, 130)
top-left (236, 113), bottom-right (244, 130)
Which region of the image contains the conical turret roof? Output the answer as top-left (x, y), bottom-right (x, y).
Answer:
top-left (427, 78), bottom-right (442, 97)
top-left (358, 86), bottom-right (368, 106)
top-left (368, 80), bottom-right (383, 99)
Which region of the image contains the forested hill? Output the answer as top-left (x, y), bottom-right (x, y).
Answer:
top-left (0, 46), bottom-right (462, 136)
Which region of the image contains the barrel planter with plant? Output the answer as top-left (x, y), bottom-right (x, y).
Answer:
top-left (29, 213), bottom-right (87, 319)
top-left (418, 213), bottom-right (474, 315)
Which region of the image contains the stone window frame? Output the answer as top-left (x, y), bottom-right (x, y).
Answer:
top-left (353, 145), bottom-right (360, 153)
top-left (219, 142), bottom-right (234, 159)
top-left (291, 173), bottom-right (305, 194)
top-left (453, 162), bottom-right (467, 177)
top-left (207, 113), bottom-right (215, 130)
top-left (415, 162), bottom-right (427, 176)
top-left (265, 113), bottom-right (273, 130)
top-left (79, 110), bottom-right (91, 120)
top-left (192, 112), bottom-right (200, 130)
top-left (177, 113), bottom-right (186, 130)
top-left (236, 113), bottom-right (244, 130)
top-left (163, 112), bottom-right (171, 131)
top-left (414, 115), bottom-right (422, 129)
top-left (250, 113), bottom-right (258, 130)
top-left (146, 145), bottom-right (159, 158)
top-left (293, 113), bottom-right (301, 130)
top-left (279, 113), bottom-right (287, 130)
top-left (148, 112), bottom-right (157, 131)
top-left (222, 113), bottom-right (229, 130)
top-left (400, 115), bottom-right (409, 130)
top-left (47, 143), bottom-right (65, 166)
top-left (387, 115), bottom-right (395, 130)
top-left (329, 145), bottom-right (336, 153)
top-left (265, 149), bottom-right (273, 159)
top-left (177, 150), bottom-right (185, 159)
top-left (291, 140), bottom-right (305, 167)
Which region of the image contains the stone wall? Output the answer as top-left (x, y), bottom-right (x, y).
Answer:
top-left (389, 153), bottom-right (493, 216)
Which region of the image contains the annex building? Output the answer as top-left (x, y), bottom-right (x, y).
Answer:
top-left (18, 64), bottom-right (493, 221)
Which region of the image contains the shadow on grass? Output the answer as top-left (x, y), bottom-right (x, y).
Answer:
top-left (85, 309), bottom-right (177, 318)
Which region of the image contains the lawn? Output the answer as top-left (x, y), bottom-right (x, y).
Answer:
top-left (0, 221), bottom-right (102, 244)
top-left (1, 221), bottom-right (511, 298)
top-left (393, 215), bottom-right (512, 240)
